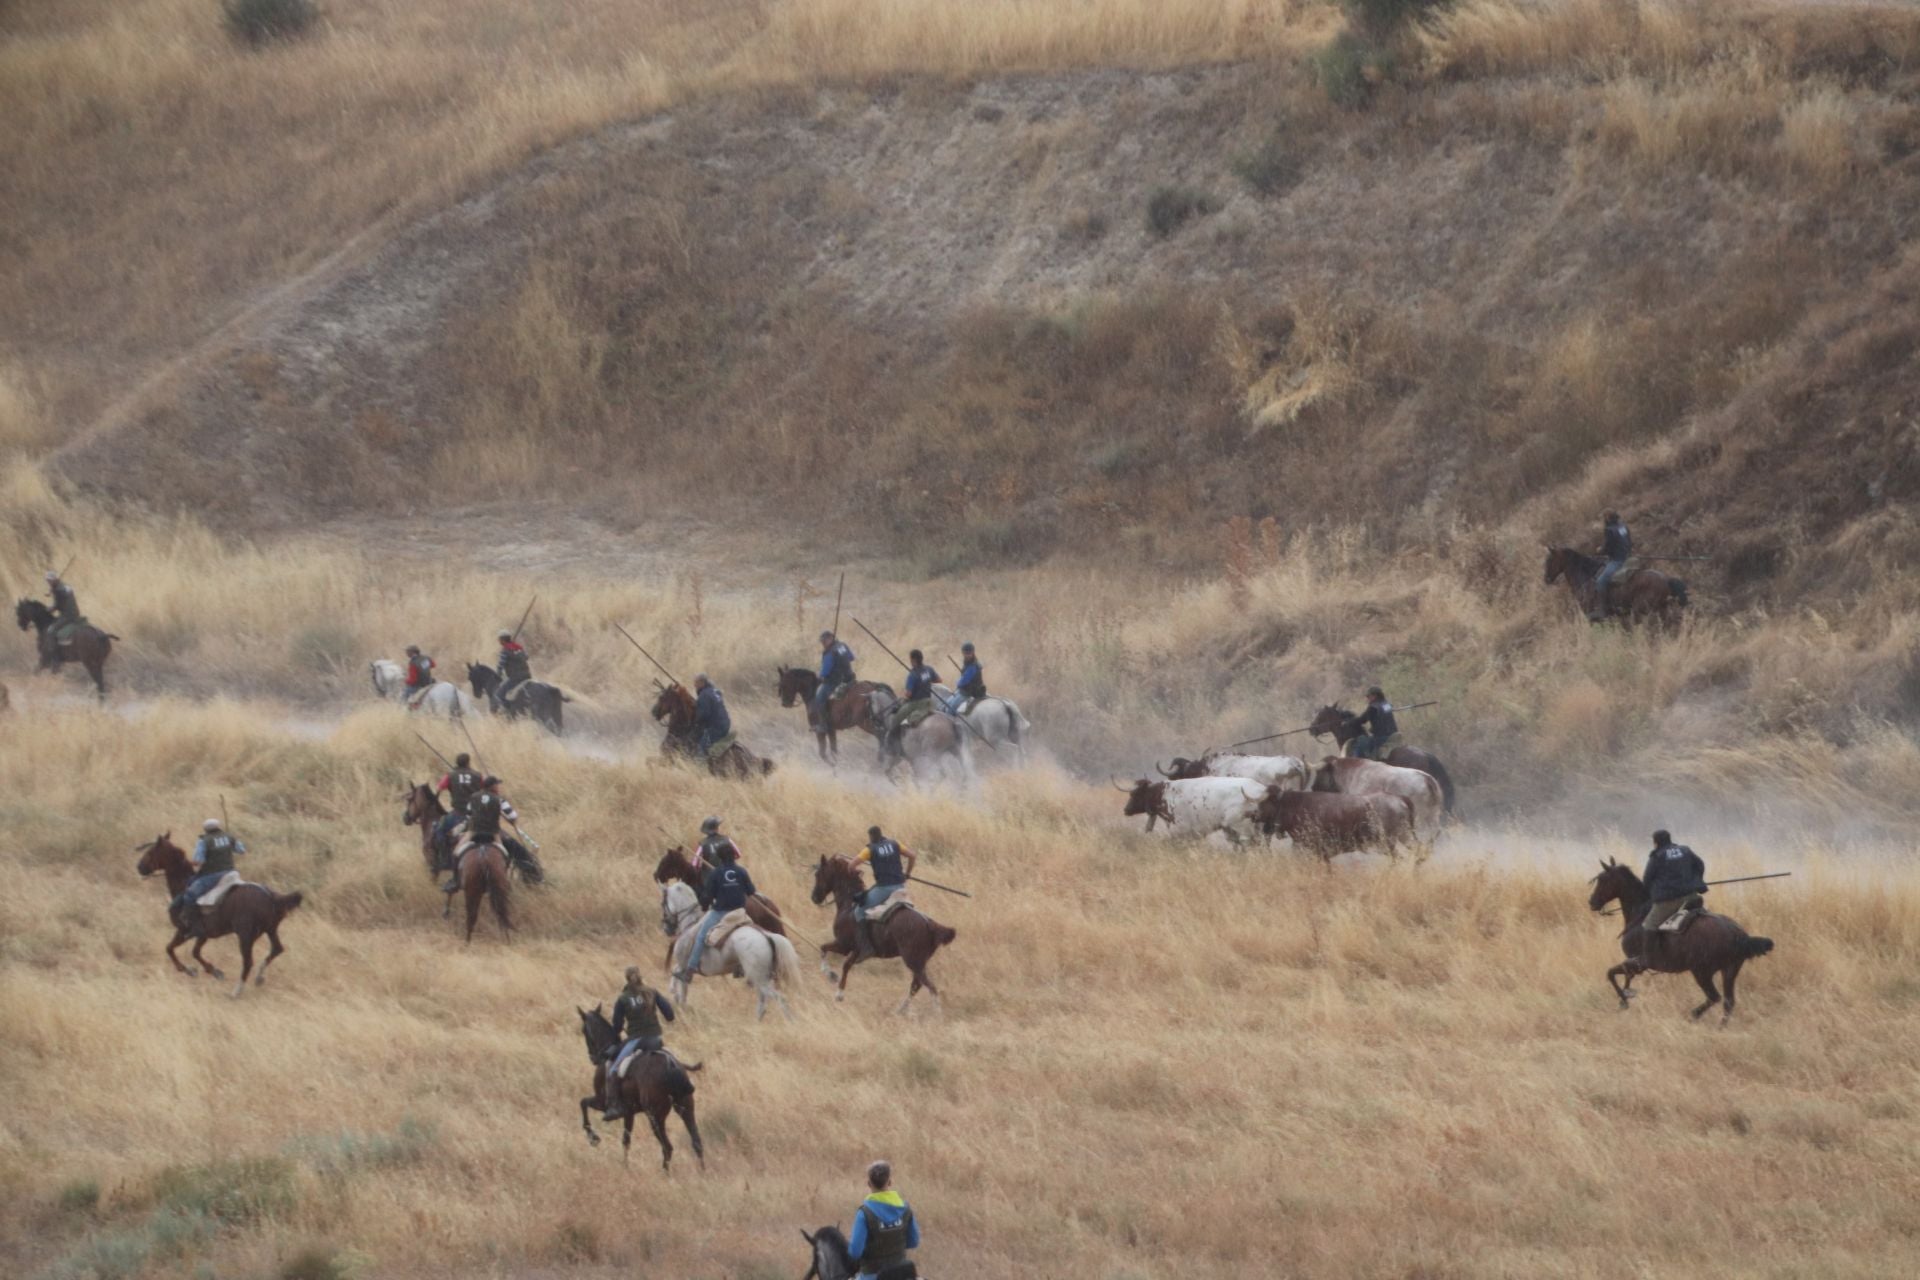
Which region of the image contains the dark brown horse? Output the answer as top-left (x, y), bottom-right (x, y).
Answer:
top-left (775, 666), bottom-right (892, 764)
top-left (453, 841), bottom-right (513, 943)
top-left (1544, 547), bottom-right (1688, 631)
top-left (466, 662), bottom-right (569, 734)
top-left (1588, 858), bottom-right (1775, 1022)
top-left (576, 1004), bottom-right (704, 1171)
top-left (810, 855), bottom-right (956, 1014)
top-left (649, 682), bottom-right (774, 779)
top-left (653, 846), bottom-right (788, 941)
top-left (135, 833), bottom-right (302, 998)
top-left (402, 782), bottom-right (449, 875)
top-left (1307, 705), bottom-right (1456, 814)
top-left (16, 599), bottom-right (116, 700)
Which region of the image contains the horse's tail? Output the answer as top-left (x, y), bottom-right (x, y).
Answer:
top-left (768, 932), bottom-right (803, 988)
top-left (664, 1060), bottom-right (699, 1097)
top-left (487, 862), bottom-right (513, 934)
top-left (1669, 577), bottom-right (1689, 607)
top-left (1425, 757), bottom-right (1457, 815)
top-left (759, 755), bottom-right (777, 777)
top-left (274, 891), bottom-right (305, 920)
top-left (933, 921), bottom-right (958, 947)
top-left (1740, 934), bottom-right (1774, 959)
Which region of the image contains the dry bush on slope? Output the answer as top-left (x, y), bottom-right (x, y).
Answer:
top-left (3, 702), bottom-right (1919, 1278)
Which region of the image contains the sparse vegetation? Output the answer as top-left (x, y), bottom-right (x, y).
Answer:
top-left (1145, 185), bottom-right (1221, 236)
top-left (223, 0), bottom-right (321, 48)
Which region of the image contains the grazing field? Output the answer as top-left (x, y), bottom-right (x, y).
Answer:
top-left (3, 700), bottom-right (1917, 1279)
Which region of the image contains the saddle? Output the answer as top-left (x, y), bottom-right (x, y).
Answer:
top-left (704, 731), bottom-right (740, 761)
top-left (1657, 895), bottom-right (1707, 932)
top-left (196, 871), bottom-right (247, 908)
top-left (500, 678), bottom-right (532, 705)
top-left (703, 907), bottom-right (754, 949)
top-left (867, 891), bottom-right (915, 923)
top-left (896, 701), bottom-right (936, 731)
top-left (614, 1046), bottom-right (685, 1079)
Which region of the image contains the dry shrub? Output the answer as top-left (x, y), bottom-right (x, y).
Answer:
top-left (1220, 294), bottom-right (1391, 433)
top-left (1421, 0), bottom-right (1717, 82)
top-left (0, 365), bottom-right (51, 460)
top-left (1595, 75), bottom-right (1776, 173)
top-left (1777, 86), bottom-right (1870, 186)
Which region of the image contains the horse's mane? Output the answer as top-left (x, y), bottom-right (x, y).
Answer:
top-left (1555, 546), bottom-right (1603, 575)
top-left (1322, 703), bottom-right (1353, 718)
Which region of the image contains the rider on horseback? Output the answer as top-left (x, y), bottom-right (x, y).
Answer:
top-left (848, 1160), bottom-right (921, 1280)
top-left (493, 630), bottom-right (532, 711)
top-left (813, 631), bottom-right (857, 734)
top-left (1592, 511), bottom-right (1632, 621)
top-left (692, 673), bottom-right (732, 759)
top-left (1638, 829), bottom-right (1707, 964)
top-left (42, 570), bottom-right (82, 661)
top-left (881, 651), bottom-right (939, 764)
top-left (851, 825), bottom-right (916, 960)
top-left (954, 641), bottom-right (986, 715)
top-left (443, 776), bottom-right (515, 894)
top-left (432, 752), bottom-right (483, 862)
top-left (1348, 687), bottom-right (1400, 760)
top-left (679, 830), bottom-right (755, 982)
top-left (403, 645), bottom-right (436, 710)
top-left (172, 818), bottom-right (246, 937)
top-left (603, 965), bottom-right (677, 1120)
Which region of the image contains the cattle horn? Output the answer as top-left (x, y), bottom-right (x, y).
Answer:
top-left (1112, 776), bottom-right (1133, 792)
top-left (1155, 760), bottom-right (1173, 778)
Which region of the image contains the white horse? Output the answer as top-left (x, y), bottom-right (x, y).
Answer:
top-left (660, 881), bottom-right (800, 1021)
top-left (932, 684), bottom-right (1032, 763)
top-left (863, 688), bottom-right (973, 785)
top-left (369, 659), bottom-right (475, 718)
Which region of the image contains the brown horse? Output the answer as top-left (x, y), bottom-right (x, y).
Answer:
top-left (576, 1005), bottom-right (704, 1171)
top-left (1307, 706), bottom-right (1457, 814)
top-left (653, 845), bottom-right (788, 941)
top-left (775, 666), bottom-right (892, 764)
top-left (454, 841), bottom-right (513, 943)
top-left (135, 834), bottom-right (302, 998)
top-left (1588, 858), bottom-right (1775, 1022)
top-left (810, 855), bottom-right (956, 1014)
top-left (649, 682), bottom-right (775, 779)
top-left (1544, 547), bottom-right (1688, 631)
top-left (16, 599), bottom-right (117, 700)
top-left (402, 782), bottom-right (449, 875)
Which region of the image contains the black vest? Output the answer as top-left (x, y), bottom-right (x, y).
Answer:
top-left (868, 839), bottom-right (906, 887)
top-left (614, 988), bottom-right (663, 1043)
top-left (468, 792), bottom-right (503, 839)
top-left (199, 833), bottom-right (238, 878)
top-left (858, 1203), bottom-right (914, 1272)
top-left (448, 769), bottom-right (482, 814)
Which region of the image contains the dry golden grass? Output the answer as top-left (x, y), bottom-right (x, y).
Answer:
top-left (3, 695), bottom-right (1918, 1278)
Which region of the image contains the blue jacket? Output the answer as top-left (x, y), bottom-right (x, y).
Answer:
top-left (904, 664), bottom-right (938, 701)
top-left (693, 684), bottom-right (731, 739)
top-left (956, 659), bottom-right (984, 697)
top-left (820, 642), bottom-right (856, 686)
top-left (1643, 842), bottom-right (1706, 900)
top-left (1353, 699), bottom-right (1398, 739)
top-left (1603, 521), bottom-right (1632, 563)
top-left (704, 862), bottom-right (756, 912)
top-left (848, 1190), bottom-right (919, 1262)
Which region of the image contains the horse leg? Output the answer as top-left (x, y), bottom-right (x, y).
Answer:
top-left (915, 961), bottom-right (943, 1016)
top-left (165, 929), bottom-right (195, 976)
top-left (672, 1094), bottom-right (704, 1167)
top-left (1719, 961), bottom-right (1743, 1025)
top-left (1606, 962), bottom-right (1639, 1008)
top-left (646, 1108), bottom-right (672, 1172)
top-left (192, 936), bottom-right (225, 981)
top-left (232, 930), bottom-right (256, 999)
top-left (896, 969), bottom-right (923, 1017)
top-left (87, 656), bottom-right (107, 700)
top-left (580, 1097), bottom-right (601, 1147)
top-left (256, 925), bottom-right (285, 986)
top-left (818, 938), bottom-right (847, 982)
top-left (1689, 968), bottom-right (1721, 1020)
top-left (465, 880), bottom-right (483, 944)
top-left (837, 954), bottom-right (859, 1002)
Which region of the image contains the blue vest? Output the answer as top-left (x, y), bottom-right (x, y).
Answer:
top-left (868, 839), bottom-right (906, 887)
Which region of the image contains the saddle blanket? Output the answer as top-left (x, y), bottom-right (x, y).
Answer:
top-left (615, 1046), bottom-right (687, 1079)
top-left (197, 871), bottom-right (247, 907)
top-left (704, 907), bottom-right (754, 949)
top-left (704, 732), bottom-right (739, 761)
top-left (1657, 902), bottom-right (1704, 932)
top-left (868, 891), bottom-right (915, 923)
top-left (500, 679), bottom-right (530, 704)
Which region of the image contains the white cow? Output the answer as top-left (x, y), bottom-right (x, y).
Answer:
top-left (370, 659), bottom-right (476, 718)
top-left (1160, 752), bottom-right (1310, 791)
top-left (1310, 757), bottom-right (1444, 832)
top-left (1118, 776), bottom-right (1269, 845)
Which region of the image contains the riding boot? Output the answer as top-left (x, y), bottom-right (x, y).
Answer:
top-left (602, 1063), bottom-right (625, 1118)
top-left (853, 917), bottom-right (875, 961)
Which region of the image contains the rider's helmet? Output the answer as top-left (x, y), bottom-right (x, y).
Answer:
top-left (498, 630), bottom-right (512, 641)
top-left (482, 775), bottom-right (501, 788)
top-left (44, 570), bottom-right (59, 583)
top-left (819, 630), bottom-right (835, 645)
top-left (204, 818), bottom-right (222, 832)
top-left (405, 644), bottom-right (420, 656)
top-left (961, 641), bottom-right (975, 654)
top-left (701, 816), bottom-right (722, 834)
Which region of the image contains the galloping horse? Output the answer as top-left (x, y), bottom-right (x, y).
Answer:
top-left (653, 846), bottom-right (788, 940)
top-left (576, 1004), bottom-right (704, 1171)
top-left (136, 834), bottom-right (302, 998)
top-left (453, 840), bottom-right (514, 943)
top-left (402, 782), bottom-right (453, 876)
top-left (660, 882), bottom-right (800, 1020)
top-left (467, 663), bottom-right (569, 735)
top-left (1544, 547), bottom-right (1688, 631)
top-left (16, 599), bottom-right (116, 699)
top-left (1308, 705), bottom-right (1457, 814)
top-left (932, 683), bottom-right (1032, 763)
top-left (369, 659), bottom-right (475, 718)
top-left (775, 666), bottom-right (891, 764)
top-left (810, 855), bottom-right (957, 1015)
top-left (649, 682), bottom-right (774, 779)
top-left (1589, 859), bottom-right (1775, 1022)
top-left (883, 706), bottom-right (973, 786)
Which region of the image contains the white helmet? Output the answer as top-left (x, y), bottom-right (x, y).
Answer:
top-left (203, 818), bottom-right (222, 832)
top-left (44, 570), bottom-right (59, 583)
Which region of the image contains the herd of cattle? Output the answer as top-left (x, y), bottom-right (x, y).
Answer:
top-left (1116, 751), bottom-right (1446, 859)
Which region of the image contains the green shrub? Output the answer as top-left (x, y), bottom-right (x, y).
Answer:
top-left (223, 0), bottom-right (320, 47)
top-left (281, 1244), bottom-right (371, 1280)
top-left (285, 1118), bottom-right (436, 1176)
top-left (1341, 0), bottom-right (1451, 39)
top-left (1145, 186), bottom-right (1220, 238)
top-left (1232, 135), bottom-right (1301, 196)
top-left (288, 622), bottom-right (358, 674)
top-left (1309, 34), bottom-right (1375, 110)
top-left (57, 1178), bottom-right (102, 1214)
top-left (150, 1155), bottom-right (296, 1227)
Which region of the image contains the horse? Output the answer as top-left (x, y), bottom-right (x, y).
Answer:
top-left (649, 682), bottom-right (775, 779)
top-left (775, 665), bottom-right (892, 765)
top-left (653, 846), bottom-right (788, 941)
top-left (880, 698), bottom-right (973, 786)
top-left (1308, 705), bottom-right (1457, 814)
top-left (448, 839), bottom-right (513, 943)
top-left (810, 855), bottom-right (957, 1015)
top-left (800, 1226), bottom-right (858, 1280)
top-left (466, 662), bottom-right (569, 735)
top-left (576, 1004), bottom-right (704, 1171)
top-left (368, 659), bottom-right (475, 718)
top-left (404, 781), bottom-right (544, 892)
top-left (660, 881), bottom-right (801, 1020)
top-left (16, 599), bottom-right (116, 699)
top-left (135, 833), bottom-right (302, 998)
top-left (1544, 546), bottom-right (1688, 631)
top-left (933, 683), bottom-right (1032, 763)
top-left (1588, 858), bottom-right (1775, 1022)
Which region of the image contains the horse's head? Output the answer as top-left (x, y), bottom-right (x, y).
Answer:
top-left (1544, 546), bottom-right (1568, 585)
top-left (577, 1004), bottom-right (616, 1062)
top-left (402, 782), bottom-right (441, 827)
top-left (465, 663), bottom-right (492, 695)
top-left (1157, 757), bottom-right (1208, 781)
top-left (1116, 777), bottom-right (1174, 830)
top-left (1309, 705), bottom-right (1350, 740)
top-left (661, 880), bottom-right (698, 935)
top-left (653, 846), bottom-right (692, 885)
top-left (776, 665), bottom-right (811, 708)
top-left (1588, 857), bottom-right (1639, 912)
top-left (16, 599), bottom-right (48, 631)
top-left (650, 682), bottom-right (693, 726)
top-left (811, 854), bottom-right (859, 906)
top-left (801, 1226), bottom-right (856, 1280)
top-left (136, 832), bottom-right (182, 879)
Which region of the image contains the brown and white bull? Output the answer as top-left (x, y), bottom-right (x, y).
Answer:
top-left (1117, 777), bottom-right (1268, 845)
top-left (1157, 752), bottom-right (1310, 791)
top-left (1310, 757), bottom-right (1443, 832)
top-left (1253, 788), bottom-right (1420, 863)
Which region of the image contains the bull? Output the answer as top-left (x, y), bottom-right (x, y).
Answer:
top-left (1253, 787), bottom-right (1420, 864)
top-left (1310, 756), bottom-right (1443, 832)
top-left (1158, 751), bottom-right (1310, 791)
top-left (1116, 776), bottom-right (1268, 845)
